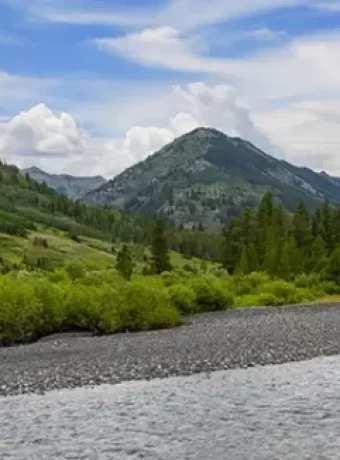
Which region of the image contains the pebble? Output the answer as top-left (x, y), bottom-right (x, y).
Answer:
top-left (0, 303), bottom-right (340, 397)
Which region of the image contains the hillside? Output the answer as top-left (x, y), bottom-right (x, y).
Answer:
top-left (21, 166), bottom-right (106, 199)
top-left (0, 161), bottom-right (221, 264)
top-left (84, 128), bottom-right (340, 228)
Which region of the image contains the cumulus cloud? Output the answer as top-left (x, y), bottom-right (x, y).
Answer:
top-left (0, 104), bottom-right (87, 157)
top-left (1, 82), bottom-right (340, 178)
top-left (0, 83), bottom-right (279, 177)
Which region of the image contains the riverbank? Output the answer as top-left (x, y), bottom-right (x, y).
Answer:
top-left (1, 302), bottom-right (340, 397)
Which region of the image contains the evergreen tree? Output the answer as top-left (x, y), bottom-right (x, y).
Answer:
top-left (256, 192), bottom-right (274, 264)
top-left (151, 219), bottom-right (171, 274)
top-left (116, 245), bottom-right (133, 280)
top-left (277, 237), bottom-right (300, 280)
top-left (327, 246), bottom-right (340, 285)
top-left (292, 201), bottom-right (312, 251)
top-left (308, 235), bottom-right (328, 275)
top-left (237, 246), bottom-right (250, 274)
top-left (263, 233), bottom-right (280, 276)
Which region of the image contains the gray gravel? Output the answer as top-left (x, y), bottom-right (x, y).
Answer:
top-left (1, 303), bottom-right (340, 397)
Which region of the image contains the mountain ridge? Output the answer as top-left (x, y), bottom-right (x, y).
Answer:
top-left (84, 127), bottom-right (340, 228)
top-left (21, 166), bottom-right (106, 199)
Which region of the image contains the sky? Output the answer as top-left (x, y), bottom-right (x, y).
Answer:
top-left (0, 0), bottom-right (340, 178)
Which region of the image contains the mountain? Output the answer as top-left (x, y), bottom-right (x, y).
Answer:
top-left (21, 166), bottom-right (106, 199)
top-left (84, 127), bottom-right (340, 228)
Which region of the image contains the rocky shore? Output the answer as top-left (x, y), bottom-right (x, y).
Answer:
top-left (1, 303), bottom-right (340, 397)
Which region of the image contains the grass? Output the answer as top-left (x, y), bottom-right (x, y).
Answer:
top-left (316, 295), bottom-right (340, 303)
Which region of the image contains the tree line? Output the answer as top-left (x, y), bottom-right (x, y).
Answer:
top-left (221, 192), bottom-right (340, 282)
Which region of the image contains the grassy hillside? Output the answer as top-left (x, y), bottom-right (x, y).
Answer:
top-left (0, 161), bottom-right (221, 261)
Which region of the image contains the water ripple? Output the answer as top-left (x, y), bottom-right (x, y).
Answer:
top-left (2, 356), bottom-right (340, 459)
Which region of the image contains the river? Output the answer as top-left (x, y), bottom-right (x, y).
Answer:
top-left (1, 355), bottom-right (340, 459)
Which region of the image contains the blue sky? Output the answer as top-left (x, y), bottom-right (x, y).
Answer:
top-left (0, 0), bottom-right (340, 177)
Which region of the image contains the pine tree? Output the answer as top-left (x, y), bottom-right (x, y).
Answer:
top-left (256, 192), bottom-right (274, 264)
top-left (237, 246), bottom-right (250, 274)
top-left (116, 245), bottom-right (133, 280)
top-left (247, 243), bottom-right (259, 273)
top-left (263, 234), bottom-right (280, 276)
top-left (292, 201), bottom-right (312, 252)
top-left (151, 219), bottom-right (171, 274)
top-left (277, 236), bottom-right (301, 279)
top-left (327, 246), bottom-right (340, 285)
top-left (308, 235), bottom-right (327, 274)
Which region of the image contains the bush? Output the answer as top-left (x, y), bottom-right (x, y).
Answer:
top-left (182, 263), bottom-right (198, 274)
top-left (160, 271), bottom-right (183, 287)
top-left (318, 281), bottom-right (340, 295)
top-left (68, 232), bottom-right (80, 243)
top-left (294, 273), bottom-right (321, 288)
top-left (237, 292), bottom-right (282, 307)
top-left (116, 279), bottom-right (180, 331)
top-left (33, 237), bottom-right (48, 248)
top-left (168, 283), bottom-right (197, 314)
top-left (232, 272), bottom-right (271, 296)
top-left (0, 277), bottom-right (43, 343)
top-left (65, 261), bottom-right (86, 280)
top-left (258, 280), bottom-right (315, 305)
top-left (189, 276), bottom-right (235, 311)
top-left (48, 269), bottom-right (69, 283)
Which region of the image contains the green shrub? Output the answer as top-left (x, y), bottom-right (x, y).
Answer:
top-left (65, 261), bottom-right (86, 280)
top-left (168, 283), bottom-right (197, 314)
top-left (258, 280), bottom-right (315, 305)
top-left (237, 292), bottom-right (282, 307)
top-left (33, 237), bottom-right (48, 248)
top-left (33, 279), bottom-right (67, 333)
top-left (318, 281), bottom-right (340, 295)
top-left (182, 263), bottom-right (198, 274)
top-left (116, 280), bottom-right (180, 331)
top-left (80, 270), bottom-right (122, 287)
top-left (294, 273), bottom-right (321, 288)
top-left (160, 271), bottom-right (183, 287)
top-left (0, 277), bottom-right (43, 343)
top-left (189, 276), bottom-right (235, 311)
top-left (232, 272), bottom-right (271, 296)
top-left (48, 269), bottom-right (69, 283)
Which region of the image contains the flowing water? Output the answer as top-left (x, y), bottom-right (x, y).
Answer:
top-left (1, 356), bottom-right (340, 459)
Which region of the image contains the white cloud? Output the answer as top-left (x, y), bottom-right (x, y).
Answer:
top-left (0, 83), bottom-right (280, 177)
top-left (94, 28), bottom-right (208, 72)
top-left (0, 104), bottom-right (90, 170)
top-left (95, 29), bottom-right (340, 105)
top-left (4, 0), bottom-right (320, 30)
top-left (1, 80), bottom-right (340, 177)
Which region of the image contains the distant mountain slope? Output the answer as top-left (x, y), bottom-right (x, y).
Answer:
top-left (21, 166), bottom-right (106, 199)
top-left (83, 127), bottom-right (340, 228)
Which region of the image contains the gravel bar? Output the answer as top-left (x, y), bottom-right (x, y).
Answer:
top-left (1, 303), bottom-right (340, 397)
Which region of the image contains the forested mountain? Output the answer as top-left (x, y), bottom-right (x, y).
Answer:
top-left (21, 166), bottom-right (106, 199)
top-left (84, 127), bottom-right (340, 228)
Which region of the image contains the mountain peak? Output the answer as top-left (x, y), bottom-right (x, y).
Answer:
top-left (23, 166), bottom-right (46, 175)
top-left (83, 128), bottom-right (340, 228)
